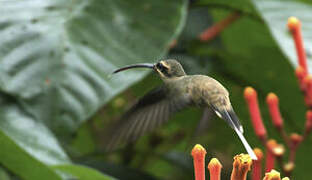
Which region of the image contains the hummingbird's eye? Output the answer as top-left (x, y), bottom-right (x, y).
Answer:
top-left (156, 63), bottom-right (167, 72)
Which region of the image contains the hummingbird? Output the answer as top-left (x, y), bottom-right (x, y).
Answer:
top-left (108, 59), bottom-right (257, 160)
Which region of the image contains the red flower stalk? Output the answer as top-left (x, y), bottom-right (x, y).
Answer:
top-left (208, 158), bottom-right (222, 180)
top-left (263, 169), bottom-right (281, 180)
top-left (244, 87), bottom-right (267, 141)
top-left (199, 12), bottom-right (240, 42)
top-left (303, 75), bottom-right (312, 107)
top-left (295, 66), bottom-right (306, 91)
top-left (288, 17), bottom-right (308, 74)
top-left (265, 139), bottom-right (277, 172)
top-left (305, 110), bottom-right (312, 136)
top-left (252, 148), bottom-right (263, 180)
top-left (231, 154), bottom-right (252, 180)
top-left (266, 93), bottom-right (283, 130)
top-left (191, 144), bottom-right (207, 180)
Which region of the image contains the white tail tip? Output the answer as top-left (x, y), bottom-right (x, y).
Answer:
top-left (234, 127), bottom-right (257, 160)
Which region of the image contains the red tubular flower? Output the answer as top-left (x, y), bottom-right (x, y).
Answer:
top-left (252, 148), bottom-right (263, 180)
top-left (288, 17), bottom-right (308, 74)
top-left (208, 158), bottom-right (222, 180)
top-left (244, 87), bottom-right (267, 141)
top-left (231, 154), bottom-right (252, 180)
top-left (265, 140), bottom-right (277, 172)
top-left (303, 75), bottom-right (312, 107)
top-left (305, 110), bottom-right (312, 135)
top-left (295, 66), bottom-right (306, 91)
top-left (191, 144), bottom-right (207, 180)
top-left (199, 12), bottom-right (240, 42)
top-left (266, 93), bottom-right (283, 130)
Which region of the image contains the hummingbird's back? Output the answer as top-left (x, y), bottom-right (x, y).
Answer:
top-left (173, 75), bottom-right (230, 108)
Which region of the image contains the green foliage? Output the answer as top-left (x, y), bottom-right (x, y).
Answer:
top-left (1, 0), bottom-right (312, 179)
top-left (53, 164), bottom-right (115, 180)
top-left (0, 0), bottom-right (187, 179)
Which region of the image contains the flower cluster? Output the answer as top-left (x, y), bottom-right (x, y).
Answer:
top-left (191, 144), bottom-right (289, 180)
top-left (242, 16), bottom-right (312, 178)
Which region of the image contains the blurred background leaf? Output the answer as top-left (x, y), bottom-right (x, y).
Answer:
top-left (252, 0), bottom-right (312, 70)
top-left (0, 0), bottom-right (187, 179)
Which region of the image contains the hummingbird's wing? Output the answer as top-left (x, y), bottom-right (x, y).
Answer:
top-left (105, 86), bottom-right (192, 151)
top-left (193, 108), bottom-right (214, 136)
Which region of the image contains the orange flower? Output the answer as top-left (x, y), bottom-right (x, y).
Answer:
top-left (244, 87), bottom-right (267, 141)
top-left (288, 17), bottom-right (308, 74)
top-left (191, 144), bottom-right (207, 180)
top-left (266, 93), bottom-right (283, 129)
top-left (231, 154), bottom-right (252, 180)
top-left (252, 148), bottom-right (263, 180)
top-left (208, 158), bottom-right (222, 180)
top-left (265, 140), bottom-right (277, 172)
top-left (199, 12), bottom-right (240, 41)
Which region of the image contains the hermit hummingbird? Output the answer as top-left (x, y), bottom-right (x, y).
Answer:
top-left (108, 59), bottom-right (257, 160)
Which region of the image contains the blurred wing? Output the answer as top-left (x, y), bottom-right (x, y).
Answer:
top-left (105, 87), bottom-right (192, 151)
top-left (193, 108), bottom-right (214, 136)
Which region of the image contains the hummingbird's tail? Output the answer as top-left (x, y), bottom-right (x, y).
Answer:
top-left (234, 126), bottom-right (257, 160)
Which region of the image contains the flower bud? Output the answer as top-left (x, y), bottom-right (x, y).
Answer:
top-left (244, 87), bottom-right (267, 140)
top-left (208, 158), bottom-right (222, 180)
top-left (288, 17), bottom-right (308, 74)
top-left (191, 144), bottom-right (207, 180)
top-left (266, 93), bottom-right (283, 129)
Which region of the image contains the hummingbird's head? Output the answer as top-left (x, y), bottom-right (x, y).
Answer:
top-left (154, 59), bottom-right (186, 79)
top-left (113, 59), bottom-right (186, 79)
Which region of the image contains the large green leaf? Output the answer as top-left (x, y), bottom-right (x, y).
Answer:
top-left (0, 0), bottom-right (187, 179)
top-left (53, 164), bottom-right (115, 180)
top-left (0, 95), bottom-right (68, 180)
top-left (252, 0), bottom-right (312, 70)
top-left (0, 0), bottom-right (187, 133)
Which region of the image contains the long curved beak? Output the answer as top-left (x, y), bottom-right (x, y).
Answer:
top-left (113, 63), bottom-right (155, 74)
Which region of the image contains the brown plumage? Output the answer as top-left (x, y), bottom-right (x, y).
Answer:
top-left (107, 59), bottom-right (256, 160)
